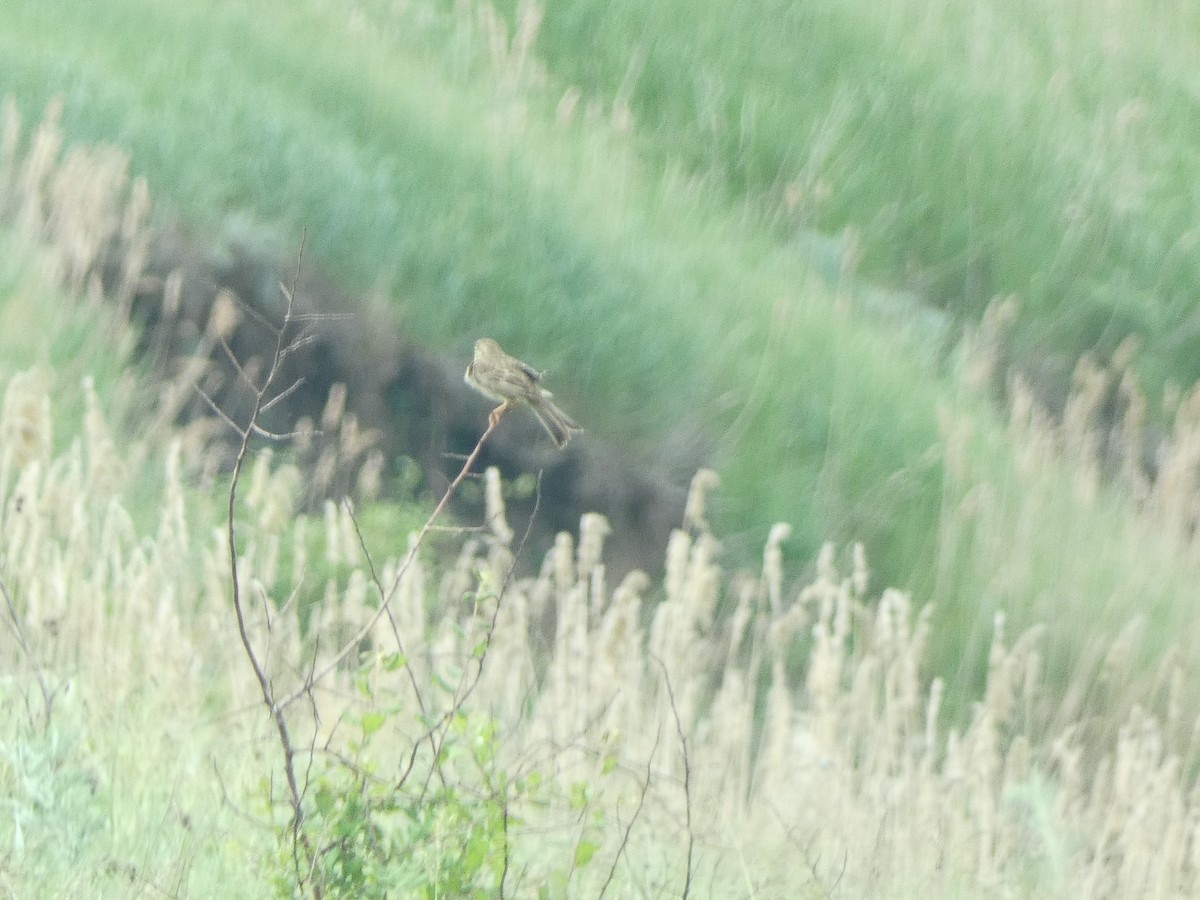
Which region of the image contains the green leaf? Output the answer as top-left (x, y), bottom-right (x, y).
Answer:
top-left (313, 785), bottom-right (335, 817)
top-left (361, 710), bottom-right (387, 736)
top-left (568, 781), bottom-right (590, 810)
top-left (573, 838), bottom-right (600, 869)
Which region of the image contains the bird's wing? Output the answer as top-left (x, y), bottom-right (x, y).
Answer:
top-left (518, 360), bottom-right (543, 382)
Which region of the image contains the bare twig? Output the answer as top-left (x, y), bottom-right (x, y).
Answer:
top-left (219, 234), bottom-right (321, 897)
top-left (228, 292), bottom-right (284, 337)
top-left (415, 471), bottom-right (543, 799)
top-left (449, 468), bottom-right (542, 703)
top-left (767, 800), bottom-right (839, 898)
top-left (655, 655), bottom-right (694, 899)
top-left (279, 414), bottom-right (506, 710)
top-left (261, 376), bottom-right (307, 414)
top-left (342, 498), bottom-right (428, 718)
top-left (598, 722), bottom-right (662, 898)
top-left (193, 385), bottom-right (301, 442)
top-left (424, 523), bottom-right (490, 534)
top-left (499, 796), bottom-right (511, 899)
top-left (341, 495), bottom-right (450, 793)
top-left (191, 385), bottom-right (248, 439)
top-left (216, 332), bottom-right (256, 387)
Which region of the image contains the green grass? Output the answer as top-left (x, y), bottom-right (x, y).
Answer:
top-left (512, 0), bottom-right (1200, 391)
top-left (1, 143), bottom-right (1198, 892)
top-left (3, 0), bottom-right (1200, 722)
top-left (0, 295), bottom-right (1192, 895)
top-left (0, 681), bottom-right (272, 898)
top-left (0, 233), bottom-right (128, 406)
top-left (0, 0), bottom-right (955, 581)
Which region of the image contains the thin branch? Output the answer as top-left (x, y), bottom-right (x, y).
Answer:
top-left (280, 330), bottom-right (321, 357)
top-left (279, 413), bottom-right (506, 710)
top-left (655, 655), bottom-right (694, 900)
top-left (196, 383), bottom-right (306, 442)
top-left (598, 722), bottom-right (662, 898)
top-left (448, 470), bottom-right (542, 709)
top-left (250, 425), bottom-right (308, 442)
top-left (193, 385), bottom-right (248, 440)
top-left (216, 333), bottom-right (255, 387)
top-left (424, 523), bottom-right (490, 534)
top-left (767, 800), bottom-right (838, 898)
top-left (341, 494), bottom-right (449, 793)
top-left (293, 311), bottom-right (354, 324)
top-left (261, 376), bottom-right (307, 414)
top-left (229, 286), bottom-right (285, 336)
top-left (342, 498), bottom-right (428, 718)
top-left (416, 471), bottom-right (543, 800)
top-left (210, 755), bottom-right (273, 831)
top-left (499, 796), bottom-right (511, 899)
top-left (221, 232), bottom-right (321, 898)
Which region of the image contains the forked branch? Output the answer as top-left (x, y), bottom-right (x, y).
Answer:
top-left (218, 236), bottom-right (319, 894)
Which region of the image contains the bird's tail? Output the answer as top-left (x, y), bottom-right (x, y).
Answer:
top-left (532, 395), bottom-right (582, 449)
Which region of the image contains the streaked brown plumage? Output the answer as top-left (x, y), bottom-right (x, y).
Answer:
top-left (464, 338), bottom-right (581, 448)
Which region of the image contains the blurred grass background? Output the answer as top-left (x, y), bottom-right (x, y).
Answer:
top-left (2, 0), bottom-right (1200, 701)
top-left (4, 1), bottom-right (1200, 894)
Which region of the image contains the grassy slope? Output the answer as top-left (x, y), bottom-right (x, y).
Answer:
top-left (0, 0), bottom-right (949, 578)
top-left (2, 0), bottom-right (1200, 700)
top-left (3, 8), bottom-right (1200, 894)
top-left (0, 237), bottom-right (271, 897)
top-left (0, 201), bottom-right (1189, 894)
top-left (0, 239), bottom-right (1192, 895)
top-left (516, 0), bottom-right (1200, 393)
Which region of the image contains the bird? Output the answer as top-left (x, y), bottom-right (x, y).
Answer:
top-left (464, 338), bottom-right (582, 449)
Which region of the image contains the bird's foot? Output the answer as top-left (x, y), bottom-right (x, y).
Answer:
top-left (488, 402), bottom-right (510, 428)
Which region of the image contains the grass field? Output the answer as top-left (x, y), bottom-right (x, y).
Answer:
top-left (1, 216), bottom-right (1195, 894)
top-left (2, 0), bottom-right (1200, 895)
top-left (0, 0), bottom-right (972, 582)
top-left (513, 0), bottom-right (1200, 384)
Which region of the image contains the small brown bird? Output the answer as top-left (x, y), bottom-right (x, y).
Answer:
top-left (464, 338), bottom-right (582, 448)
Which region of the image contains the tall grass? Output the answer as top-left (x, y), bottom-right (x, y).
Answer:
top-left (1, 0), bottom-right (1195, 548)
top-left (513, 0), bottom-right (1200, 393)
top-left (0, 293), bottom-right (270, 895)
top-left (2, 115), bottom-right (1200, 896)
top-left (2, 0), bottom-right (1200, 709)
top-left (1, 347), bottom-right (1196, 896)
top-left (0, 0), bottom-right (966, 597)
